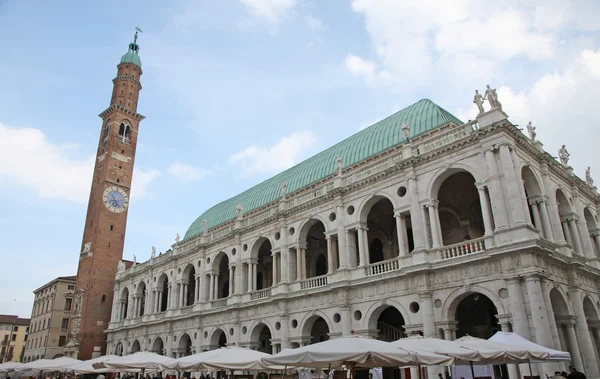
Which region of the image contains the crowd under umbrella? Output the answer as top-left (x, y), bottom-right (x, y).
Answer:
top-left (261, 334), bottom-right (454, 379)
top-left (93, 351), bottom-right (176, 372)
top-left (19, 357), bottom-right (82, 373)
top-left (162, 346), bottom-right (280, 371)
top-left (0, 362), bottom-right (24, 374)
top-left (65, 355), bottom-right (121, 375)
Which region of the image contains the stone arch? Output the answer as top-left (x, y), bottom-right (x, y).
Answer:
top-left (447, 291), bottom-right (501, 339)
top-left (178, 332), bottom-right (193, 356)
top-left (118, 119), bottom-right (133, 141)
top-left (444, 286), bottom-right (506, 322)
top-left (250, 237), bottom-right (273, 290)
top-left (365, 300), bottom-right (411, 330)
top-left (298, 218), bottom-right (328, 278)
top-left (151, 336), bottom-right (164, 355)
top-left (583, 296), bottom-right (599, 321)
top-left (549, 288), bottom-right (573, 317)
top-left (131, 339), bottom-right (141, 353)
top-left (583, 208), bottom-right (599, 256)
top-left (156, 273), bottom-right (169, 312)
top-left (427, 164), bottom-right (485, 199)
top-left (300, 312), bottom-right (333, 339)
top-left (250, 236), bottom-right (274, 259)
top-left (115, 341), bottom-right (124, 356)
top-left (556, 189), bottom-right (573, 215)
top-left (212, 251), bottom-right (230, 299)
top-left (182, 263), bottom-right (196, 306)
top-left (357, 194), bottom-right (399, 264)
top-left (209, 328), bottom-right (227, 348)
top-left (366, 302), bottom-right (408, 341)
top-left (521, 166), bottom-right (543, 196)
top-left (136, 281), bottom-right (146, 317)
top-left (357, 193), bottom-right (398, 223)
top-left (119, 287), bottom-right (130, 320)
top-left (435, 169), bottom-right (485, 245)
top-left (212, 251), bottom-right (230, 271)
top-left (249, 322), bottom-right (274, 353)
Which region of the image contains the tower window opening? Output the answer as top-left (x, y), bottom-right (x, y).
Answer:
top-left (110, 225), bottom-right (114, 231)
top-left (116, 178), bottom-right (120, 183)
top-left (118, 123), bottom-right (131, 144)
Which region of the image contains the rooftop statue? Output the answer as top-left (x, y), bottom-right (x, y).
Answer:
top-left (473, 90), bottom-right (484, 114)
top-left (558, 145), bottom-right (570, 165)
top-left (281, 181), bottom-right (287, 198)
top-left (526, 121), bottom-right (536, 141)
top-left (175, 233), bottom-right (181, 243)
top-left (236, 203), bottom-right (244, 219)
top-left (151, 246), bottom-right (156, 258)
top-left (117, 261), bottom-right (126, 273)
top-left (203, 219), bottom-right (208, 234)
top-left (336, 157), bottom-right (343, 176)
top-left (586, 167), bottom-right (594, 186)
top-left (400, 123), bottom-right (411, 141)
top-left (483, 84), bottom-right (502, 109)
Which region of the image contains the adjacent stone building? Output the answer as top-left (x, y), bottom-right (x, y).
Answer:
top-left (105, 95), bottom-right (600, 378)
top-left (22, 276), bottom-right (76, 362)
top-left (0, 315), bottom-right (30, 363)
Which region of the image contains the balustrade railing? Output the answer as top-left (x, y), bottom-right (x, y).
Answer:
top-left (211, 299), bottom-right (227, 308)
top-left (250, 288), bottom-right (271, 300)
top-left (439, 238), bottom-right (486, 260)
top-left (365, 257), bottom-right (401, 276)
top-left (300, 275), bottom-right (328, 290)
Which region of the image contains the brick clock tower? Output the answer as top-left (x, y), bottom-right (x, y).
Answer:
top-left (65, 31), bottom-right (144, 360)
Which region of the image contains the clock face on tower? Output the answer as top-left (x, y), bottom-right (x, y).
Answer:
top-left (102, 186), bottom-right (129, 213)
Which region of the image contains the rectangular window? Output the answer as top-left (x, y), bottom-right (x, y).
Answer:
top-left (11, 334), bottom-right (16, 341)
top-left (64, 298), bottom-right (72, 311)
top-left (68, 285), bottom-right (75, 290)
top-left (13, 326), bottom-right (18, 331)
top-left (58, 336), bottom-right (66, 347)
top-left (61, 318), bottom-right (69, 330)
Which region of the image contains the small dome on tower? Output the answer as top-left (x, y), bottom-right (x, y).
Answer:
top-left (120, 30), bottom-right (142, 68)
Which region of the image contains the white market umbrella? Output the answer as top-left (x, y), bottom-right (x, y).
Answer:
top-left (94, 351), bottom-right (175, 371)
top-left (20, 357), bottom-right (81, 372)
top-left (454, 335), bottom-right (549, 362)
top-left (0, 362), bottom-right (24, 373)
top-left (66, 355), bottom-right (120, 374)
top-left (391, 336), bottom-right (506, 364)
top-left (261, 334), bottom-right (453, 369)
top-left (163, 346), bottom-right (276, 371)
top-left (489, 332), bottom-right (571, 361)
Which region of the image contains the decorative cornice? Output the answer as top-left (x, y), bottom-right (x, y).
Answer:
top-left (99, 104), bottom-right (145, 121)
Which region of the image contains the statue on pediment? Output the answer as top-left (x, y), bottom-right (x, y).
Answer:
top-left (484, 84), bottom-right (502, 109)
top-left (203, 219), bottom-right (208, 234)
top-left (117, 261), bottom-right (126, 273)
top-left (558, 145), bottom-right (570, 165)
top-left (526, 121), bottom-right (536, 141)
top-left (473, 90), bottom-right (484, 114)
top-left (236, 203), bottom-right (244, 219)
top-left (281, 181), bottom-right (287, 198)
top-left (151, 246), bottom-right (156, 258)
top-left (586, 167), bottom-right (594, 186)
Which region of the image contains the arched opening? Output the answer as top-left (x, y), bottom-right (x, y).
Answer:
top-left (178, 333), bottom-right (193, 357)
top-left (102, 121), bottom-right (110, 140)
top-left (215, 253), bottom-right (230, 299)
top-left (120, 288), bottom-right (129, 320)
top-left (131, 340), bottom-right (141, 353)
top-left (210, 329), bottom-right (227, 349)
top-left (304, 316), bottom-right (330, 344)
top-left (438, 172), bottom-right (484, 246)
top-left (183, 264), bottom-right (196, 306)
top-left (454, 293), bottom-right (499, 339)
top-left (136, 282), bottom-right (146, 317)
top-left (582, 297), bottom-right (600, 363)
top-left (118, 122), bottom-right (132, 143)
top-left (521, 166), bottom-right (543, 230)
top-left (115, 342), bottom-right (123, 356)
top-left (256, 239), bottom-right (273, 289)
top-left (157, 274), bottom-right (169, 312)
top-left (300, 220), bottom-right (328, 278)
top-left (375, 306), bottom-right (406, 342)
top-left (556, 190), bottom-right (574, 246)
top-left (251, 324), bottom-right (273, 354)
top-left (152, 337), bottom-right (164, 355)
top-left (549, 289), bottom-right (576, 361)
top-left (365, 198), bottom-right (397, 263)
top-left (584, 208), bottom-right (600, 257)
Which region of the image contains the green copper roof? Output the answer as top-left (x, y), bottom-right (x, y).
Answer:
top-left (184, 99), bottom-right (462, 240)
top-left (120, 42), bottom-right (142, 68)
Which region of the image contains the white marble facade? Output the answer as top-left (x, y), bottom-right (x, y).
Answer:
top-left (107, 108), bottom-right (600, 378)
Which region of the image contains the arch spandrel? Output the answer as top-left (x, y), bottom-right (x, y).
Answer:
top-left (364, 299), bottom-right (410, 330)
top-left (442, 285), bottom-right (506, 321)
top-left (426, 163), bottom-right (485, 200)
top-left (297, 216), bottom-right (329, 245)
top-left (249, 236), bottom-right (274, 259)
top-left (299, 311), bottom-right (334, 338)
top-left (356, 191), bottom-right (398, 223)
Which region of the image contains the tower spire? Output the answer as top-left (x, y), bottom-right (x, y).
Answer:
top-left (120, 27), bottom-right (142, 68)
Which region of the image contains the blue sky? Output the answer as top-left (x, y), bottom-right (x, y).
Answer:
top-left (1, 0), bottom-right (599, 317)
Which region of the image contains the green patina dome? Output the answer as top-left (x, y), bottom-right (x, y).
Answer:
top-left (120, 42), bottom-right (142, 68)
top-left (184, 98), bottom-right (463, 240)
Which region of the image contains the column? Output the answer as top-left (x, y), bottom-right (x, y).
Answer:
top-left (499, 321), bottom-right (521, 379)
top-left (395, 213), bottom-right (408, 256)
top-left (194, 275), bottom-right (200, 303)
top-left (593, 232), bottom-right (600, 256)
top-left (524, 276), bottom-right (558, 349)
top-left (300, 249), bottom-right (306, 279)
top-left (209, 273), bottom-right (215, 300)
top-left (296, 248), bottom-right (302, 281)
top-left (251, 260), bottom-right (257, 291)
top-left (569, 218), bottom-right (584, 255)
top-left (326, 236), bottom-right (334, 274)
top-left (153, 290), bottom-right (158, 313)
top-left (408, 174), bottom-right (426, 250)
top-left (213, 273), bottom-right (219, 299)
top-left (336, 204), bottom-right (349, 268)
top-left (476, 184), bottom-right (494, 236)
top-left (280, 245), bottom-right (290, 283)
top-left (357, 227), bottom-right (367, 266)
top-left (229, 265), bottom-right (235, 294)
top-left (419, 292), bottom-right (435, 337)
top-left (271, 254), bottom-right (279, 284)
top-left (179, 282), bottom-right (184, 308)
top-left (183, 282), bottom-right (188, 306)
top-left (427, 201), bottom-right (442, 249)
top-left (280, 315), bottom-right (290, 349)
top-left (499, 144), bottom-right (527, 225)
top-left (562, 220), bottom-right (574, 246)
top-left (541, 164), bottom-right (565, 243)
top-left (539, 200), bottom-right (555, 242)
top-left (563, 319), bottom-right (585, 372)
top-left (530, 200), bottom-right (543, 236)
top-left (157, 290), bottom-right (163, 312)
top-left (569, 287), bottom-right (600, 376)
top-left (133, 296), bottom-right (138, 318)
top-left (421, 206), bottom-right (431, 249)
top-left (347, 230), bottom-right (358, 267)
top-left (247, 262), bottom-right (253, 291)
top-left (484, 149), bottom-right (509, 229)
top-left (167, 283), bottom-right (173, 309)
top-left (341, 306), bottom-right (352, 336)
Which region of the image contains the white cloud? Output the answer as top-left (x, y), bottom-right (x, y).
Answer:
top-left (456, 48), bottom-right (600, 177)
top-left (345, 54), bottom-right (376, 77)
top-left (240, 0), bottom-right (297, 23)
top-left (0, 123), bottom-right (160, 204)
top-left (229, 131), bottom-right (316, 176)
top-left (168, 162), bottom-right (212, 183)
top-left (306, 16), bottom-right (325, 31)
top-left (131, 168), bottom-right (161, 200)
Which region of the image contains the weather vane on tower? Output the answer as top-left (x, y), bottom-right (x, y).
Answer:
top-left (134, 26), bottom-right (143, 43)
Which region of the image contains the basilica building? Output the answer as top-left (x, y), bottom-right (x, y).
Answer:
top-left (103, 45), bottom-right (600, 378)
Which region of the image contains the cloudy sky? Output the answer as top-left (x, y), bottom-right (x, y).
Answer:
top-left (1, 0), bottom-right (599, 317)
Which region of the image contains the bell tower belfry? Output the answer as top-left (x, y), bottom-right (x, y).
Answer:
top-left (66, 29), bottom-right (145, 360)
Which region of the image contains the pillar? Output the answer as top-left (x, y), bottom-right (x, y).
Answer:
top-left (564, 320), bottom-right (585, 372)
top-left (421, 205), bottom-right (431, 249)
top-left (419, 292), bottom-right (435, 337)
top-left (209, 273), bottom-right (215, 300)
top-left (213, 273), bottom-right (219, 299)
top-left (183, 282), bottom-right (189, 306)
top-left (295, 249), bottom-right (302, 281)
top-left (499, 144), bottom-right (528, 225)
top-left (326, 236), bottom-right (334, 274)
top-left (280, 235), bottom-right (290, 283)
top-left (427, 201), bottom-right (442, 248)
top-left (593, 232), bottom-right (600, 256)
top-left (357, 227), bottom-right (368, 266)
top-left (341, 306), bottom-right (352, 336)
top-left (408, 174), bottom-right (426, 250)
top-left (280, 315), bottom-right (290, 349)
top-left (336, 204), bottom-right (349, 268)
top-left (499, 321), bottom-right (521, 379)
top-left (476, 184), bottom-right (494, 236)
top-left (347, 230), bottom-right (358, 267)
top-left (530, 200), bottom-right (543, 236)
top-left (569, 219), bottom-right (584, 255)
top-left (194, 275), bottom-right (200, 303)
top-left (179, 282), bottom-right (184, 308)
top-left (251, 260), bottom-right (257, 291)
top-left (229, 265), bottom-right (235, 294)
top-left (539, 200), bottom-right (555, 242)
top-left (157, 290), bottom-right (163, 312)
top-left (484, 149), bottom-right (509, 229)
top-left (395, 213), bottom-right (408, 256)
top-left (569, 287), bottom-right (600, 376)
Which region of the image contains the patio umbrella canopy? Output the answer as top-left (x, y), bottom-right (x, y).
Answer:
top-left (391, 336), bottom-right (507, 364)
top-left (163, 346), bottom-right (275, 371)
top-left (66, 355), bottom-right (120, 374)
top-left (20, 357), bottom-right (82, 372)
top-left (94, 351), bottom-right (176, 370)
top-left (261, 335), bottom-right (454, 369)
top-left (454, 336), bottom-right (549, 362)
top-left (489, 332), bottom-right (571, 362)
top-left (0, 362), bottom-right (24, 373)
